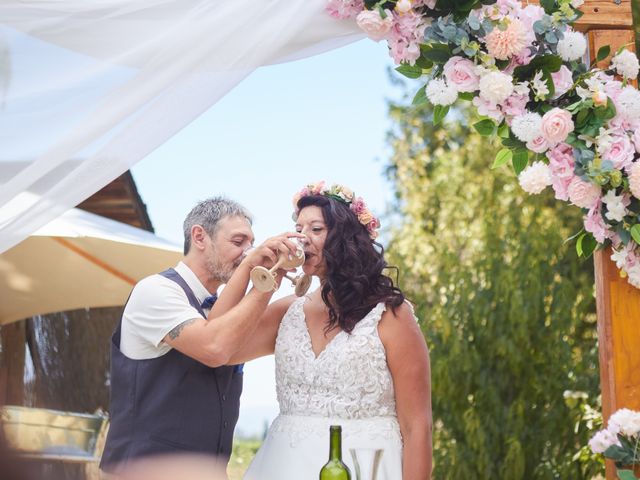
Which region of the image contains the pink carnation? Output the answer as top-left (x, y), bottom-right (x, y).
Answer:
top-left (568, 177), bottom-right (601, 209)
top-left (485, 19), bottom-right (528, 60)
top-left (584, 201), bottom-right (609, 243)
top-left (547, 143), bottom-right (575, 201)
top-left (551, 66), bottom-right (574, 99)
top-left (502, 92), bottom-right (529, 119)
top-left (541, 108), bottom-right (574, 145)
top-left (443, 56), bottom-right (480, 93)
top-left (326, 0), bottom-right (364, 19)
top-left (472, 96), bottom-right (504, 122)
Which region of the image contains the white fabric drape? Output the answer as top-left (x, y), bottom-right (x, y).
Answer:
top-left (0, 0), bottom-right (362, 253)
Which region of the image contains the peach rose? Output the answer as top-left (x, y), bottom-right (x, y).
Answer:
top-left (356, 9), bottom-right (393, 42)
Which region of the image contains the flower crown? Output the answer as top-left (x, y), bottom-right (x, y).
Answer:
top-left (292, 181), bottom-right (381, 239)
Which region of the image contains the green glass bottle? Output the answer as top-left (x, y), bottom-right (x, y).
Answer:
top-left (319, 425), bottom-right (352, 480)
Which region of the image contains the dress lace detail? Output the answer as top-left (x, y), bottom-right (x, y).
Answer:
top-left (275, 297), bottom-right (397, 421)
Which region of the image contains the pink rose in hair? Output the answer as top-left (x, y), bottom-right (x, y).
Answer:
top-left (443, 56), bottom-right (480, 93)
top-left (541, 108), bottom-right (575, 145)
top-left (351, 197), bottom-right (366, 215)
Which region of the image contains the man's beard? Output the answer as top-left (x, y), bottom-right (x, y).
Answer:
top-left (205, 256), bottom-right (240, 284)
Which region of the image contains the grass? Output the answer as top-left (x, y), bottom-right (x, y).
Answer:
top-left (227, 438), bottom-right (262, 480)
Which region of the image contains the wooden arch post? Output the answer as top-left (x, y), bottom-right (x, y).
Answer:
top-left (574, 1), bottom-right (639, 478)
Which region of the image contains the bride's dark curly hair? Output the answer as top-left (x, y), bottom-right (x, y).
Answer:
top-left (297, 195), bottom-right (405, 334)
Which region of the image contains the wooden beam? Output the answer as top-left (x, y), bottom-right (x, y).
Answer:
top-left (0, 321), bottom-right (25, 405)
top-left (590, 27), bottom-right (638, 480)
top-left (527, 0), bottom-right (632, 30)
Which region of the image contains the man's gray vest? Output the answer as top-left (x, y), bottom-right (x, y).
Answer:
top-left (100, 268), bottom-right (243, 472)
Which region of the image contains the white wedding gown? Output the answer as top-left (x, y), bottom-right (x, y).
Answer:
top-left (244, 297), bottom-right (403, 479)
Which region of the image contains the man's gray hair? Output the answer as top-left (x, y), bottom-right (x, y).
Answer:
top-left (183, 197), bottom-right (252, 254)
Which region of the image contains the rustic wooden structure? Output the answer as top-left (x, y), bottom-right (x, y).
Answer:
top-left (0, 171), bottom-right (153, 407)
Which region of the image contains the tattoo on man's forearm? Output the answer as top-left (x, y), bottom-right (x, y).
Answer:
top-left (168, 319), bottom-right (195, 340)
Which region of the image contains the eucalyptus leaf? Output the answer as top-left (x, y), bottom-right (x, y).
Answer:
top-left (616, 470), bottom-right (637, 480)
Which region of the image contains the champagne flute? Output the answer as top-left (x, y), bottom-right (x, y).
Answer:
top-left (349, 448), bottom-right (384, 480)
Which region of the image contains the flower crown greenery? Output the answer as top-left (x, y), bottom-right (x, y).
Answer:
top-left (292, 181), bottom-right (381, 239)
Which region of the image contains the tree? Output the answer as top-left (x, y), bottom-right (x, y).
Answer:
top-left (384, 86), bottom-right (601, 479)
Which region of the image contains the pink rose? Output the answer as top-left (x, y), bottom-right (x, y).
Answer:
top-left (443, 56), bottom-right (480, 93)
top-left (568, 177), bottom-right (601, 209)
top-left (356, 9), bottom-right (393, 41)
top-left (526, 135), bottom-right (550, 153)
top-left (601, 134), bottom-right (635, 170)
top-left (351, 197), bottom-right (366, 215)
top-left (551, 66), bottom-right (573, 99)
top-left (584, 201), bottom-right (609, 243)
top-left (541, 108), bottom-right (575, 145)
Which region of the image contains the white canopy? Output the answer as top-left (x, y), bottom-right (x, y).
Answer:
top-left (0, 205), bottom-right (182, 325)
top-left (0, 0), bottom-right (362, 254)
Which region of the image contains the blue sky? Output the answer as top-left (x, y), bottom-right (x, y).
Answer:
top-left (131, 38), bottom-right (406, 436)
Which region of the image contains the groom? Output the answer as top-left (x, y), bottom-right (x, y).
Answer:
top-left (100, 197), bottom-right (300, 475)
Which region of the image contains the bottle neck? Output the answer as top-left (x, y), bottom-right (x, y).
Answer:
top-left (329, 427), bottom-right (342, 460)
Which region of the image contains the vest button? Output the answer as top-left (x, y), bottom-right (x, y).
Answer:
top-left (222, 394), bottom-right (227, 402)
top-left (223, 421), bottom-right (228, 428)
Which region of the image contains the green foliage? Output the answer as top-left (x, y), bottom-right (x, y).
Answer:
top-left (384, 84), bottom-right (602, 479)
top-left (228, 439), bottom-right (261, 480)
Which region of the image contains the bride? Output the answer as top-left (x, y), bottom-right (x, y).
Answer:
top-left (231, 182), bottom-right (432, 479)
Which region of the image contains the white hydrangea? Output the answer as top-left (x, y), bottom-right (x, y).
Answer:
top-left (602, 189), bottom-right (627, 222)
top-left (511, 112), bottom-right (543, 142)
top-left (518, 161), bottom-right (551, 194)
top-left (479, 71), bottom-right (514, 104)
top-left (425, 78), bottom-right (458, 106)
top-left (557, 31), bottom-right (587, 61)
top-left (616, 86), bottom-right (640, 120)
top-left (570, 0), bottom-right (584, 7)
top-left (611, 49), bottom-right (640, 80)
top-left (608, 408), bottom-right (640, 437)
top-left (628, 264), bottom-right (640, 289)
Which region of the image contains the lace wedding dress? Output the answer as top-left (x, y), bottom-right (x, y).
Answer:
top-left (244, 297), bottom-right (403, 479)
